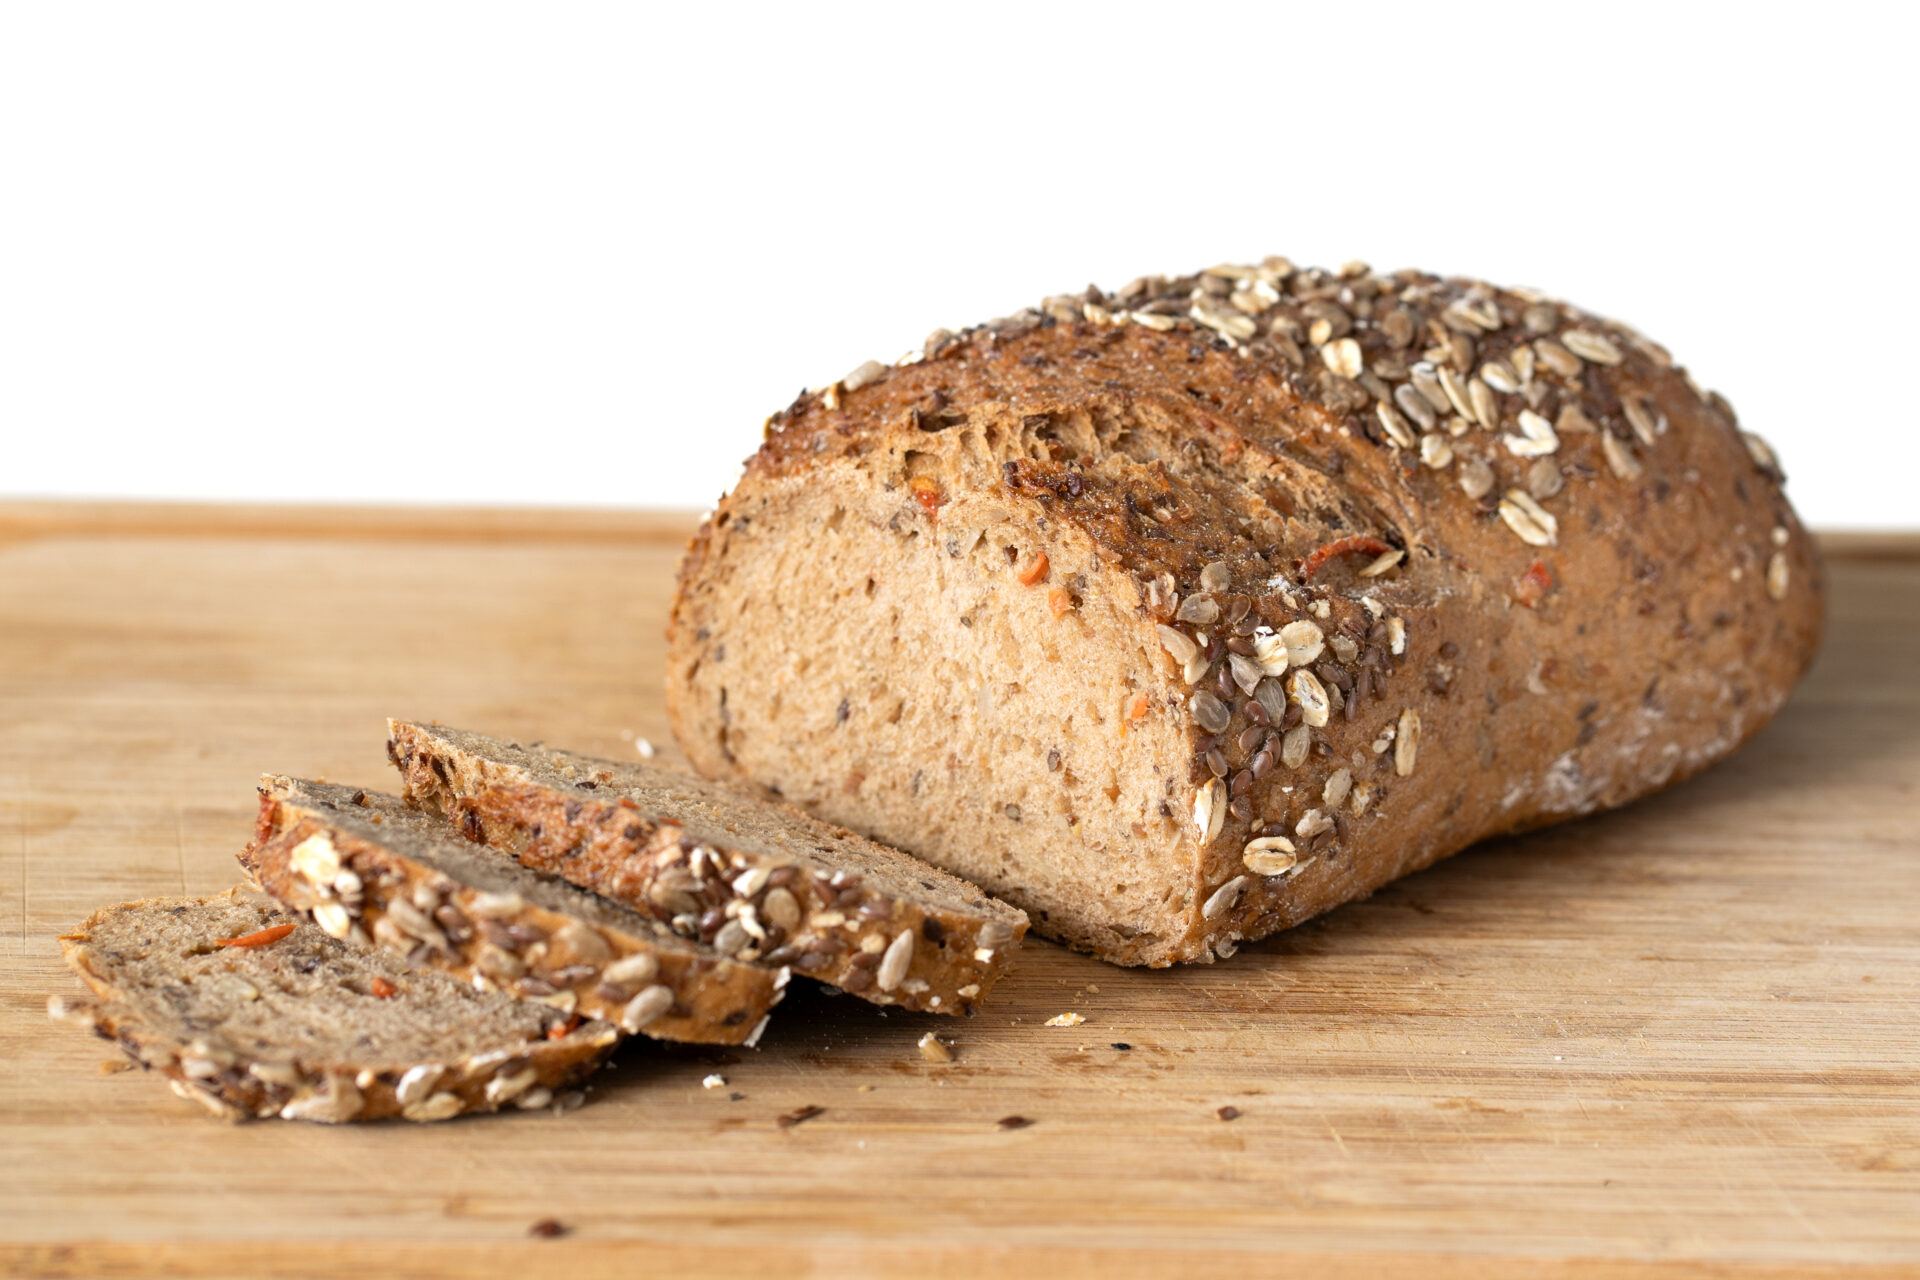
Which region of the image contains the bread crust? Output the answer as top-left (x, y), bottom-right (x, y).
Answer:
top-left (52, 890), bottom-right (618, 1122)
top-left (388, 721), bottom-right (1027, 1015)
top-left (242, 777), bottom-right (787, 1045)
top-left (668, 259), bottom-right (1824, 966)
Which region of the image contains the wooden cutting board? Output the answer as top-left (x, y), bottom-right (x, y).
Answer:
top-left (2, 503), bottom-right (1916, 1279)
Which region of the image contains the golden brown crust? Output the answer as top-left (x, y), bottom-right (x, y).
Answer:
top-left (668, 258), bottom-right (1824, 966)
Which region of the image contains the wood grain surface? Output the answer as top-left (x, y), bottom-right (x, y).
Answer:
top-left (2, 504), bottom-right (1916, 1279)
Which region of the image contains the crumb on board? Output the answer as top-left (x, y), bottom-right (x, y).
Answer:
top-left (917, 1031), bottom-right (953, 1063)
top-left (702, 1073), bottom-right (726, 1089)
top-left (1045, 1012), bottom-right (1086, 1027)
top-left (777, 1104), bottom-right (825, 1129)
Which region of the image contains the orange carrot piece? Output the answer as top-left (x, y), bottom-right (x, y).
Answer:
top-left (214, 923), bottom-right (296, 949)
top-left (1017, 550), bottom-right (1050, 586)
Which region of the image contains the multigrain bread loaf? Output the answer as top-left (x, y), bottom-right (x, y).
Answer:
top-left (242, 776), bottom-right (787, 1044)
top-left (51, 890), bottom-right (618, 1122)
top-left (667, 256), bottom-right (1824, 966)
top-left (388, 721), bottom-right (1027, 1015)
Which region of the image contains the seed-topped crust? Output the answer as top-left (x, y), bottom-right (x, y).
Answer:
top-left (52, 890), bottom-right (618, 1122)
top-left (668, 256), bottom-right (1825, 966)
top-left (242, 777), bottom-right (787, 1045)
top-left (387, 721), bottom-right (1027, 1016)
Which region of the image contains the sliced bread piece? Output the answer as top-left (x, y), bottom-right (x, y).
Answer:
top-left (388, 721), bottom-right (1028, 1016)
top-left (242, 776), bottom-right (787, 1046)
top-left (51, 889), bottom-right (618, 1122)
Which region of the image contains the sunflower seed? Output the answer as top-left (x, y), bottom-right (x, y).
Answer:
top-left (876, 929), bottom-right (915, 992)
top-left (1130, 310), bottom-right (1176, 332)
top-left (1255, 677), bottom-right (1289, 724)
top-left (1562, 329), bottom-right (1622, 364)
top-left (1498, 489), bottom-right (1558, 546)
top-left (1420, 433), bottom-right (1453, 469)
top-left (1534, 339), bottom-right (1582, 378)
top-left (1281, 724), bottom-right (1312, 770)
top-left (1468, 378), bottom-right (1499, 430)
top-left (311, 902), bottom-right (353, 940)
top-left (1410, 364), bottom-right (1452, 415)
top-left (1438, 366), bottom-right (1475, 421)
top-left (403, 1092), bottom-right (463, 1123)
top-left (1359, 549), bottom-right (1405, 578)
top-left (601, 952), bottom-right (660, 989)
top-left (1228, 652), bottom-right (1265, 695)
top-left (619, 985), bottom-right (675, 1032)
top-left (1387, 616), bottom-right (1406, 655)
top-left (1191, 690), bottom-right (1232, 734)
top-left (1394, 382), bottom-right (1438, 432)
top-left (1202, 875), bottom-right (1249, 920)
top-left (1376, 402), bottom-right (1418, 448)
top-left (1322, 768), bottom-right (1353, 808)
top-left (1395, 708), bottom-right (1422, 777)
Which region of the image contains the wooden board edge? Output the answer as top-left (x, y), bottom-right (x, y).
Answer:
top-left (1, 1241), bottom-right (1908, 1280)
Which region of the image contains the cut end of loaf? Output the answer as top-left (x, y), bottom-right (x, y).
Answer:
top-left (668, 409), bottom-right (1214, 965)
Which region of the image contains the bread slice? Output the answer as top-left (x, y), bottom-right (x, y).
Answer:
top-left (51, 889), bottom-right (618, 1122)
top-left (241, 776), bottom-right (786, 1046)
top-left (665, 256), bottom-right (1825, 966)
top-left (387, 721), bottom-right (1027, 1016)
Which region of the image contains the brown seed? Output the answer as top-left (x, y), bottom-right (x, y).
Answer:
top-left (998, 1115), bottom-right (1035, 1130)
top-left (529, 1219), bottom-right (568, 1239)
top-left (1217, 1105), bottom-right (1242, 1122)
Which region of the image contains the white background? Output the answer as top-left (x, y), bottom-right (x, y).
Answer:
top-left (2, 3), bottom-right (1914, 527)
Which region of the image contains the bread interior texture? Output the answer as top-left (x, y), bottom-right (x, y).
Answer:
top-left (672, 413), bottom-right (1198, 959)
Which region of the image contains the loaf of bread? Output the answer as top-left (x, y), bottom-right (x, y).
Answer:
top-left (667, 257), bottom-right (1823, 966)
top-left (52, 890), bottom-right (619, 1121)
top-left (242, 776), bottom-right (788, 1044)
top-left (387, 720), bottom-right (1027, 1015)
